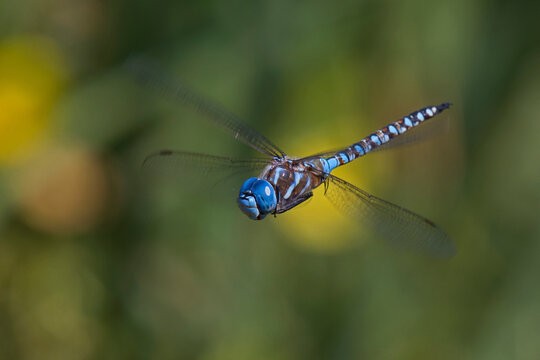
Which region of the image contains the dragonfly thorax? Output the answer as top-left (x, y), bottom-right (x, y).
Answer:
top-left (237, 178), bottom-right (277, 220)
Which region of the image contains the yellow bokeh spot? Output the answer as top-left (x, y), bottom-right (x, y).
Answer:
top-left (277, 128), bottom-right (374, 254)
top-left (0, 35), bottom-right (67, 165)
top-left (279, 186), bottom-right (356, 253)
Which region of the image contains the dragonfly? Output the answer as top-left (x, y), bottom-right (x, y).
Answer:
top-left (129, 56), bottom-right (456, 257)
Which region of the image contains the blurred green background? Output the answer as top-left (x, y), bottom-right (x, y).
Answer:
top-left (1, 0), bottom-right (539, 359)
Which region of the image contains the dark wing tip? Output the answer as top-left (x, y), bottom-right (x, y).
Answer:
top-left (142, 150), bottom-right (173, 169)
top-left (424, 218), bottom-right (437, 228)
top-left (425, 223), bottom-right (457, 259)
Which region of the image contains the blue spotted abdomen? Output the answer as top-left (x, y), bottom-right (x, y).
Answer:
top-left (325, 103), bottom-right (451, 171)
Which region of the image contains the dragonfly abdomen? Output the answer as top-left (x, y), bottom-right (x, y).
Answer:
top-left (325, 103), bottom-right (451, 172)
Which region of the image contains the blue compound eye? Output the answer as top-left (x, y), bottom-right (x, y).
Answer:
top-left (237, 178), bottom-right (277, 220)
top-left (239, 177), bottom-right (258, 195)
top-left (238, 177), bottom-right (259, 219)
top-left (251, 179), bottom-right (277, 215)
top-left (237, 194), bottom-right (259, 219)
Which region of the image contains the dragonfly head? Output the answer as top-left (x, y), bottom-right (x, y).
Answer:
top-left (237, 177), bottom-right (277, 220)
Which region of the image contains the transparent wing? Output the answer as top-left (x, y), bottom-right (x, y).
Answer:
top-left (143, 150), bottom-right (269, 173)
top-left (126, 55), bottom-right (286, 158)
top-left (142, 150), bottom-right (269, 192)
top-left (325, 174), bottom-right (456, 257)
top-left (308, 115), bottom-right (451, 159)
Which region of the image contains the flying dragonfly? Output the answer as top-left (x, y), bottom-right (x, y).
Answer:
top-left (129, 56), bottom-right (456, 257)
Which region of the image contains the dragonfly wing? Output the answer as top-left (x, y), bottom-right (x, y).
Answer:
top-left (325, 174), bottom-right (456, 257)
top-left (143, 150), bottom-right (269, 193)
top-left (127, 55), bottom-right (286, 158)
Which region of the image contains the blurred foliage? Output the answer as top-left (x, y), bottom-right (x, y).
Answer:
top-left (0, 0), bottom-right (539, 359)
